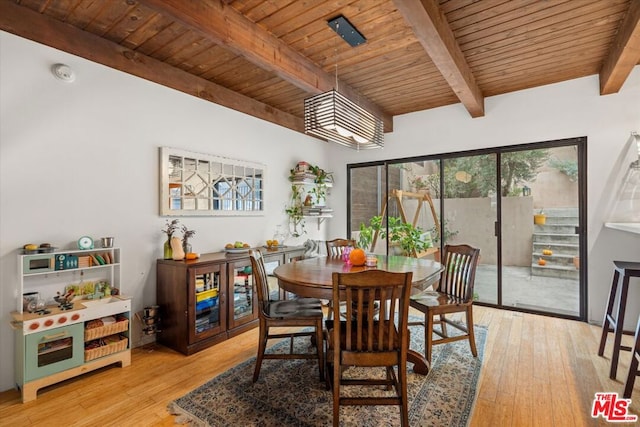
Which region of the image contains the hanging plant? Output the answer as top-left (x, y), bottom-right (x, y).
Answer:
top-left (285, 182), bottom-right (306, 237)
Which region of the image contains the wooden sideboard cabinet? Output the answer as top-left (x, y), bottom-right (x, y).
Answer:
top-left (156, 246), bottom-right (305, 355)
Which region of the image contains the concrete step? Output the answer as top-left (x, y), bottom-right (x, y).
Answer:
top-left (533, 233), bottom-right (579, 244)
top-left (532, 252), bottom-right (578, 266)
top-left (532, 242), bottom-right (578, 255)
top-left (534, 223), bottom-right (578, 233)
top-left (531, 264), bottom-right (579, 280)
top-left (538, 216), bottom-right (579, 225)
top-left (539, 208), bottom-right (578, 217)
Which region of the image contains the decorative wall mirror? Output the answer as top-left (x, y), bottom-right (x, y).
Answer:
top-left (160, 147), bottom-right (265, 216)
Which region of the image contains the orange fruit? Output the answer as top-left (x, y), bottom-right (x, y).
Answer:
top-left (349, 248), bottom-right (366, 266)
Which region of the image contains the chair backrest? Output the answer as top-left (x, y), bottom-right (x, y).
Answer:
top-left (331, 270), bottom-right (413, 355)
top-left (438, 244), bottom-right (480, 302)
top-left (326, 238), bottom-right (357, 257)
top-left (249, 249), bottom-right (270, 315)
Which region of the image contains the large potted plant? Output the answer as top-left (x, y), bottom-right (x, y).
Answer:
top-left (358, 215), bottom-right (432, 257)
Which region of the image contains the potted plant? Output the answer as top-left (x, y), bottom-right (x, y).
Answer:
top-left (357, 215), bottom-right (383, 251)
top-left (533, 210), bottom-right (546, 225)
top-left (409, 175), bottom-right (428, 193)
top-left (358, 215), bottom-right (432, 257)
top-left (285, 185), bottom-right (306, 237)
top-left (181, 224), bottom-right (196, 254)
top-left (308, 164), bottom-right (332, 206)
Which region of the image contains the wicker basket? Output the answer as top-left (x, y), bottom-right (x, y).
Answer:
top-left (85, 318), bottom-right (129, 341)
top-left (85, 336), bottom-right (128, 362)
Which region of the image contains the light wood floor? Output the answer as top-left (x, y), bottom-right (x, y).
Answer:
top-left (1, 305), bottom-right (637, 426)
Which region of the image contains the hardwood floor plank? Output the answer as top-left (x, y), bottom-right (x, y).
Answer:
top-left (1, 306), bottom-right (637, 426)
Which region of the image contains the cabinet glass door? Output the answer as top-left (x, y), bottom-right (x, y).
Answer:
top-left (228, 260), bottom-right (256, 329)
top-left (191, 265), bottom-right (223, 341)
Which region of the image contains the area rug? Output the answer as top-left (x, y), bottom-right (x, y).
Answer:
top-left (168, 323), bottom-right (486, 426)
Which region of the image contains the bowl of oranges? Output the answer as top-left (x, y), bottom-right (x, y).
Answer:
top-left (265, 239), bottom-right (283, 250)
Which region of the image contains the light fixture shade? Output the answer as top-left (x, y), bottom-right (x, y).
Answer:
top-left (304, 90), bottom-right (384, 150)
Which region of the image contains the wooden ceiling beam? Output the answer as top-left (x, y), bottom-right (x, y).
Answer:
top-left (0, 1), bottom-right (303, 134)
top-left (392, 0), bottom-right (484, 118)
top-left (139, 0), bottom-right (393, 132)
top-left (599, 0), bottom-right (640, 95)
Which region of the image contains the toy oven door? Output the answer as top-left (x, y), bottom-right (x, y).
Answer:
top-left (24, 323), bottom-right (84, 382)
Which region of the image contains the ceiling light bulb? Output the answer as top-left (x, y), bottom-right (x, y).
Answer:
top-left (335, 126), bottom-right (353, 138)
top-left (352, 134), bottom-right (368, 144)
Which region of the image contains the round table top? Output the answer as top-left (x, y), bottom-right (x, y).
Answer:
top-left (273, 255), bottom-right (443, 300)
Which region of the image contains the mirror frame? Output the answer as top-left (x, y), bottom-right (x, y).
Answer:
top-left (159, 146), bottom-right (265, 216)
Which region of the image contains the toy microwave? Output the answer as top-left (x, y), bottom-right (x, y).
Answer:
top-left (22, 254), bottom-right (55, 274)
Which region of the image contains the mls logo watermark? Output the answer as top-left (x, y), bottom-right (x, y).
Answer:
top-left (591, 392), bottom-right (637, 422)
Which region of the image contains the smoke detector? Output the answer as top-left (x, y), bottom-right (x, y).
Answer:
top-left (51, 63), bottom-right (76, 82)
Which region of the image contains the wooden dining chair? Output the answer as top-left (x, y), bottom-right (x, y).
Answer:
top-left (325, 238), bottom-right (357, 257)
top-left (326, 270), bottom-right (413, 427)
top-left (409, 244), bottom-right (480, 366)
top-left (249, 250), bottom-right (325, 382)
top-left (324, 238), bottom-right (358, 319)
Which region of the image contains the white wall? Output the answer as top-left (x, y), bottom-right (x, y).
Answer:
top-left (325, 66), bottom-right (640, 329)
top-left (0, 32), bottom-right (329, 391)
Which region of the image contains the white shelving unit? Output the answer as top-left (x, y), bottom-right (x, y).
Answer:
top-left (17, 248), bottom-right (121, 312)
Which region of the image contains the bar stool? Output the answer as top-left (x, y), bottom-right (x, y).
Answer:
top-left (623, 315), bottom-right (639, 398)
top-left (598, 261), bottom-right (640, 379)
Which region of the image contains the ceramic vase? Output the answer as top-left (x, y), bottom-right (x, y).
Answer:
top-left (164, 237), bottom-right (173, 259)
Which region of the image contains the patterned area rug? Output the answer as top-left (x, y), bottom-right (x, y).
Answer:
top-left (168, 323), bottom-right (486, 426)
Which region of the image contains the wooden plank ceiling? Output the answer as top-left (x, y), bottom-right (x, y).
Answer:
top-left (1, 0), bottom-right (639, 138)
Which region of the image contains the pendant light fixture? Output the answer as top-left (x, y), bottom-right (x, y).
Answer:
top-left (304, 16), bottom-right (384, 150)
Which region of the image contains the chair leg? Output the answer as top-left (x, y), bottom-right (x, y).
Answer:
top-left (467, 306), bottom-right (478, 357)
top-left (610, 274), bottom-right (631, 379)
top-left (399, 361), bottom-right (409, 427)
top-left (252, 321), bottom-right (268, 383)
top-left (425, 313), bottom-right (434, 365)
top-left (439, 313), bottom-right (448, 337)
top-left (624, 354), bottom-right (639, 399)
top-left (332, 355), bottom-right (340, 427)
top-left (623, 317), bottom-right (640, 399)
top-left (598, 270), bottom-right (620, 356)
top-left (315, 319), bottom-right (325, 381)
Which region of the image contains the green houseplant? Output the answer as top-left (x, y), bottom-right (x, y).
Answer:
top-left (285, 182), bottom-right (305, 237)
top-left (358, 215), bottom-right (432, 256)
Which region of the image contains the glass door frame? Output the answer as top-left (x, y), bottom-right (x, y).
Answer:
top-left (347, 136), bottom-right (587, 321)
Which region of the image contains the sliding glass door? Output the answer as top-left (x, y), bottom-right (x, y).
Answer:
top-left (347, 137), bottom-right (586, 320)
top-left (441, 154), bottom-right (498, 305)
top-left (500, 145), bottom-right (582, 316)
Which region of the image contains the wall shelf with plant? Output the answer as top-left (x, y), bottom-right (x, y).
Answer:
top-left (286, 162), bottom-right (334, 236)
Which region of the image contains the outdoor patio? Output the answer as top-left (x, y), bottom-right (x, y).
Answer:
top-left (474, 265), bottom-right (580, 317)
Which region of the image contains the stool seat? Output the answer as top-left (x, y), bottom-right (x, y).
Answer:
top-left (598, 261), bottom-right (640, 380)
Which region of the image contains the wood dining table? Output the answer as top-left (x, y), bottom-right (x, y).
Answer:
top-left (273, 254), bottom-right (443, 374)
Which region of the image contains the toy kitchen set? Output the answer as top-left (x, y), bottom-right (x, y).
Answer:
top-left (10, 237), bottom-right (131, 402)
